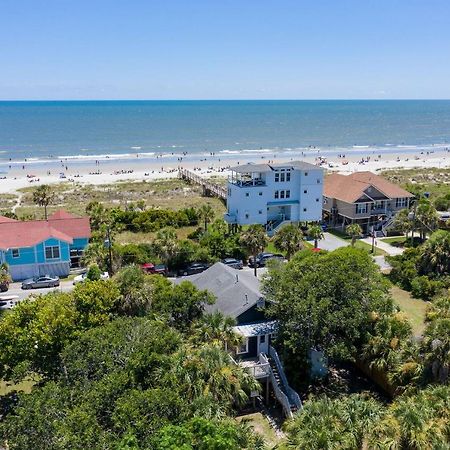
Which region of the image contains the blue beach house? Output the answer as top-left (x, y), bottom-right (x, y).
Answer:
top-left (0, 210), bottom-right (91, 281)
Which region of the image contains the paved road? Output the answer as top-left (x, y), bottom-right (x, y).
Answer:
top-left (361, 237), bottom-right (404, 256)
top-left (317, 232), bottom-right (349, 251)
top-left (1, 280), bottom-right (75, 302)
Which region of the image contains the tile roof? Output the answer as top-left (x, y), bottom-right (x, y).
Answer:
top-left (324, 171), bottom-right (413, 203)
top-left (0, 209), bottom-right (91, 250)
top-left (49, 209), bottom-right (80, 220)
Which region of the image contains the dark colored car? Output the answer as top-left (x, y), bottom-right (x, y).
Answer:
top-left (221, 258), bottom-right (243, 270)
top-left (0, 280), bottom-right (9, 292)
top-left (141, 263), bottom-right (168, 276)
top-left (21, 275), bottom-right (60, 290)
top-left (178, 262), bottom-right (209, 277)
top-left (248, 253), bottom-right (284, 268)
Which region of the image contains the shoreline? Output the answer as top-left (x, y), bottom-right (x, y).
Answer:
top-left (0, 148), bottom-right (449, 195)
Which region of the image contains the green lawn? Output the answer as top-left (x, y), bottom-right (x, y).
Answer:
top-left (390, 285), bottom-right (428, 336)
top-left (236, 412), bottom-right (282, 448)
top-left (0, 378), bottom-right (35, 396)
top-left (381, 236), bottom-right (407, 246)
top-left (327, 229), bottom-right (387, 256)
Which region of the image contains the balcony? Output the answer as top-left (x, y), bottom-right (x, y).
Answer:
top-left (229, 177), bottom-right (266, 188)
top-left (235, 354), bottom-right (271, 379)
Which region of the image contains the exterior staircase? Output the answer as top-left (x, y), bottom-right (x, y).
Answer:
top-left (265, 346), bottom-right (302, 418)
top-left (266, 219), bottom-right (291, 237)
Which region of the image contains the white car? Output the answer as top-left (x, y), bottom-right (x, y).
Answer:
top-left (73, 272), bottom-right (110, 285)
top-left (0, 295), bottom-right (20, 310)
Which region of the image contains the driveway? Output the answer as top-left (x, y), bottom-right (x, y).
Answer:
top-left (1, 279), bottom-right (75, 302)
top-left (317, 232), bottom-right (350, 251)
top-left (360, 237), bottom-right (404, 256)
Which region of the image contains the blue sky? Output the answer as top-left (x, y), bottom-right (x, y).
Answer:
top-left (1, 0), bottom-right (449, 100)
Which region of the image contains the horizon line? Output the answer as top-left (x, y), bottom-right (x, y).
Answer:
top-left (1, 98), bottom-right (450, 102)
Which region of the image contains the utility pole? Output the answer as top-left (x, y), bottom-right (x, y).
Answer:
top-left (371, 225), bottom-right (375, 253)
top-left (105, 226), bottom-right (113, 276)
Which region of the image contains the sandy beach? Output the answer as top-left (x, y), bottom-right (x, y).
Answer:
top-left (0, 147), bottom-right (449, 195)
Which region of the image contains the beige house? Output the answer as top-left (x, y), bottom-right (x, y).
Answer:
top-left (323, 171), bottom-right (414, 233)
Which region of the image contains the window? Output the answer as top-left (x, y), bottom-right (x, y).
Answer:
top-left (274, 190), bottom-right (279, 199)
top-left (275, 172), bottom-right (280, 182)
top-left (258, 210), bottom-right (262, 214)
top-left (11, 248), bottom-right (19, 258)
top-left (286, 172), bottom-right (291, 182)
top-left (237, 338), bottom-right (249, 354)
top-left (356, 203), bottom-right (368, 214)
top-left (259, 191), bottom-right (263, 196)
top-left (260, 334), bottom-right (266, 344)
top-left (317, 178), bottom-right (321, 184)
top-left (228, 188), bottom-right (231, 196)
top-left (245, 192), bottom-right (249, 197)
top-left (396, 198), bottom-right (407, 208)
top-left (280, 172), bottom-right (285, 182)
top-left (316, 198), bottom-right (320, 202)
top-left (45, 246), bottom-right (60, 260)
top-left (303, 189), bottom-right (308, 194)
top-left (245, 213), bottom-right (249, 219)
top-left (304, 172), bottom-right (308, 176)
top-left (280, 190), bottom-right (285, 199)
top-left (286, 190), bottom-right (290, 199)
top-left (303, 208), bottom-right (307, 212)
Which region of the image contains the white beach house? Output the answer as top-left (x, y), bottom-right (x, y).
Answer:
top-left (224, 161), bottom-right (324, 234)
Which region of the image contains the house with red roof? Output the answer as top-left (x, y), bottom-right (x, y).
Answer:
top-left (0, 210), bottom-right (91, 281)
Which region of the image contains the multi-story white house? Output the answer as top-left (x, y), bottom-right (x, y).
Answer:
top-left (224, 161), bottom-right (324, 234)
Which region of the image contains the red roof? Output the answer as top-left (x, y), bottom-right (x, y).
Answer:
top-left (0, 210), bottom-right (91, 250)
top-left (0, 216), bottom-right (17, 224)
top-left (49, 209), bottom-right (80, 220)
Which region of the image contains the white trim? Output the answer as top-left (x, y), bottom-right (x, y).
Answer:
top-left (45, 243), bottom-right (61, 261)
top-left (11, 248), bottom-right (20, 258)
top-left (236, 338), bottom-right (249, 355)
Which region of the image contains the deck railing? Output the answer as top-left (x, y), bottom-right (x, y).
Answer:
top-left (178, 168), bottom-right (227, 199)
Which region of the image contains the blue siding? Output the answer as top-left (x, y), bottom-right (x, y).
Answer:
top-left (5, 246), bottom-right (36, 266)
top-left (5, 238), bottom-right (71, 266)
top-left (71, 237), bottom-right (89, 250)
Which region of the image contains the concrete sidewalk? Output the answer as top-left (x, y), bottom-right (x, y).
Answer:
top-left (360, 237), bottom-right (404, 256)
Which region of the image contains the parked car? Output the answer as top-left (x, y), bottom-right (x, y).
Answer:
top-left (221, 258), bottom-right (243, 270)
top-left (141, 263), bottom-right (168, 276)
top-left (21, 275), bottom-right (60, 290)
top-left (178, 262), bottom-right (209, 277)
top-left (0, 279), bottom-right (9, 292)
top-left (0, 295), bottom-right (19, 310)
top-left (73, 271), bottom-right (110, 285)
top-left (248, 253), bottom-right (284, 268)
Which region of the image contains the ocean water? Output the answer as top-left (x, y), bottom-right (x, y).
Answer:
top-left (0, 100), bottom-right (450, 163)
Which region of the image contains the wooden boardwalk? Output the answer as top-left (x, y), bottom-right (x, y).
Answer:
top-left (178, 168), bottom-right (227, 200)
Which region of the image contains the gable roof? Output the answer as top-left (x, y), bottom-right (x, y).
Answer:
top-left (0, 221), bottom-right (73, 250)
top-left (49, 209), bottom-right (80, 220)
top-left (0, 215), bottom-right (17, 224)
top-left (324, 171), bottom-right (413, 203)
top-left (173, 262), bottom-right (264, 320)
top-left (0, 209), bottom-right (91, 250)
top-left (230, 160), bottom-right (322, 174)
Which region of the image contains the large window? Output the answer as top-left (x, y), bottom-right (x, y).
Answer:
top-left (286, 190), bottom-right (291, 199)
top-left (274, 190), bottom-right (279, 199)
top-left (356, 203), bottom-right (368, 214)
top-left (237, 338), bottom-right (249, 354)
top-left (45, 246), bottom-right (60, 260)
top-left (275, 172), bottom-right (280, 182)
top-left (286, 171), bottom-right (291, 182)
top-left (396, 198), bottom-right (407, 208)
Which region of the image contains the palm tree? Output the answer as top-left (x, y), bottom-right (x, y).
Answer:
top-left (153, 227), bottom-right (178, 267)
top-left (239, 224), bottom-right (268, 276)
top-left (420, 230), bottom-right (450, 275)
top-left (199, 203), bottom-right (215, 232)
top-left (192, 312), bottom-right (243, 351)
top-left (307, 224), bottom-right (324, 249)
top-left (394, 208), bottom-right (413, 239)
top-left (32, 184), bottom-right (55, 220)
top-left (415, 199), bottom-right (439, 241)
top-left (346, 223), bottom-right (363, 247)
top-left (272, 223), bottom-right (304, 259)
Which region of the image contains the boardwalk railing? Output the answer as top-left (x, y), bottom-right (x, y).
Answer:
top-left (178, 168), bottom-right (227, 200)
